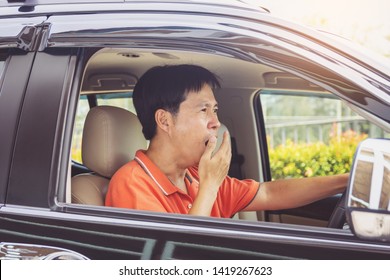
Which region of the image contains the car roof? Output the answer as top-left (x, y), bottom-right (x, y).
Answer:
top-left (0, 0), bottom-right (269, 12)
top-left (1, 0), bottom-right (388, 76)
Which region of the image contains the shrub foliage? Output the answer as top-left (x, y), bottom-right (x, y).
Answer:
top-left (269, 130), bottom-right (367, 179)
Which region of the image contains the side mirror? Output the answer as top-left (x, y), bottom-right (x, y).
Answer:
top-left (346, 138), bottom-right (390, 242)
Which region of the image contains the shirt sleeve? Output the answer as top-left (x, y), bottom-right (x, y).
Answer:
top-left (216, 176), bottom-right (260, 218)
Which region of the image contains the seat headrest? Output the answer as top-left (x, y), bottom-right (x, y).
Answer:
top-left (82, 105), bottom-right (147, 178)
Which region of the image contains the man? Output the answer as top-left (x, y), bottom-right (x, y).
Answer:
top-left (105, 64), bottom-right (348, 217)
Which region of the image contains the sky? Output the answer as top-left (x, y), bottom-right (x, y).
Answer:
top-left (243, 0), bottom-right (390, 62)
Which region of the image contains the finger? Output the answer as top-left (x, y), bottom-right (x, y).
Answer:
top-left (202, 135), bottom-right (217, 158)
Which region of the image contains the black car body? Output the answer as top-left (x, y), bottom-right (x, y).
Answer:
top-left (0, 0), bottom-right (389, 259)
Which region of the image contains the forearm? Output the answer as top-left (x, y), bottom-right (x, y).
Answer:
top-left (245, 173), bottom-right (349, 211)
top-left (188, 185), bottom-right (218, 216)
top-left (265, 174), bottom-right (348, 210)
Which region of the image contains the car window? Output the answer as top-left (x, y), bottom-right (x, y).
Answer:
top-left (71, 96), bottom-right (89, 163)
top-left (71, 92), bottom-right (135, 163)
top-left (0, 61), bottom-right (4, 76)
top-left (97, 92), bottom-right (136, 113)
top-left (259, 89), bottom-right (389, 180)
top-left (0, 50), bottom-right (8, 91)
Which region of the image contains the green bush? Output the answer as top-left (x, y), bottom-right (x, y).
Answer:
top-left (269, 130), bottom-right (367, 179)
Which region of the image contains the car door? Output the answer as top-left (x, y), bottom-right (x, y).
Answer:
top-left (1, 3), bottom-right (390, 260)
top-left (0, 16), bottom-right (46, 206)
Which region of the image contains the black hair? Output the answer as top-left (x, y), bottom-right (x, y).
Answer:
top-left (133, 64), bottom-right (221, 140)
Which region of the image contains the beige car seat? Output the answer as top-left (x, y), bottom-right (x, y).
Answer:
top-left (71, 105), bottom-right (147, 206)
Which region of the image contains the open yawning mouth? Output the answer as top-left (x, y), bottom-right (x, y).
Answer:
top-left (204, 135), bottom-right (217, 146)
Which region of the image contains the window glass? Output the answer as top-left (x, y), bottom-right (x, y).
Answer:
top-left (260, 89), bottom-right (389, 180)
top-left (0, 50), bottom-right (8, 90)
top-left (0, 61), bottom-right (4, 75)
top-left (71, 96), bottom-right (89, 163)
top-left (96, 92), bottom-right (136, 114)
top-left (0, 61), bottom-right (5, 92)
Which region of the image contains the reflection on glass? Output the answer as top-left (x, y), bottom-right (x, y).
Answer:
top-left (380, 154), bottom-right (390, 210)
top-left (349, 139), bottom-right (390, 211)
top-left (351, 156), bottom-right (373, 208)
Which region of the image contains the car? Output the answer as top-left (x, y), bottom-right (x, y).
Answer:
top-left (0, 0), bottom-right (389, 260)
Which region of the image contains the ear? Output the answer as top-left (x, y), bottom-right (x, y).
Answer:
top-left (155, 109), bottom-right (173, 133)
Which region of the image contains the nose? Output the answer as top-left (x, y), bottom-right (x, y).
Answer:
top-left (208, 113), bottom-right (221, 131)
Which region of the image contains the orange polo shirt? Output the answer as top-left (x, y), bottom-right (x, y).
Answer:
top-left (105, 150), bottom-right (259, 218)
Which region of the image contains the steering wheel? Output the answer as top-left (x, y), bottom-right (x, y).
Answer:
top-left (327, 190), bottom-right (347, 228)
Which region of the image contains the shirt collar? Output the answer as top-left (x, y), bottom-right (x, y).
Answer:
top-left (134, 150), bottom-right (197, 196)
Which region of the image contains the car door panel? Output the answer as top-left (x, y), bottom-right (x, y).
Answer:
top-left (0, 15), bottom-right (40, 204)
top-left (0, 51), bottom-right (36, 199)
top-left (1, 208), bottom-right (390, 259)
top-left (7, 50), bottom-right (76, 207)
top-left (267, 196), bottom-right (340, 226)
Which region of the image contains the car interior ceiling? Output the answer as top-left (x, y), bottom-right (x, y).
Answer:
top-left (83, 48), bottom-right (277, 90)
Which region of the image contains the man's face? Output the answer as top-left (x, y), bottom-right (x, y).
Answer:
top-left (170, 84), bottom-right (220, 167)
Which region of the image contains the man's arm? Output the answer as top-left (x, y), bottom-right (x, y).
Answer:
top-left (189, 131), bottom-right (232, 216)
top-left (243, 173), bottom-right (349, 212)
top-left (189, 129), bottom-right (348, 215)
